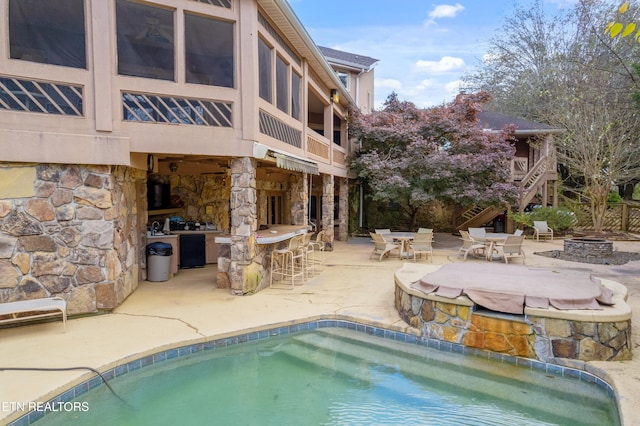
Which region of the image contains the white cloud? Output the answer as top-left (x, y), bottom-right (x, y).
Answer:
top-left (429, 3), bottom-right (465, 19)
top-left (376, 78), bottom-right (403, 91)
top-left (424, 3), bottom-right (465, 25)
top-left (445, 79), bottom-right (463, 95)
top-left (415, 56), bottom-right (465, 74)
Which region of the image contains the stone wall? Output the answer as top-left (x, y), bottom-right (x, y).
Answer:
top-left (0, 164), bottom-right (144, 315)
top-left (395, 284), bottom-right (631, 362)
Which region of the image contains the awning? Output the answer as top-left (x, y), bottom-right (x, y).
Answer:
top-left (253, 143), bottom-right (319, 175)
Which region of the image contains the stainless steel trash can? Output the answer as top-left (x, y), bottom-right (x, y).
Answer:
top-left (147, 242), bottom-right (172, 282)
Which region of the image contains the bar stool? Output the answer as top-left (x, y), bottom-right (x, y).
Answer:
top-left (269, 235), bottom-right (304, 289)
top-left (300, 232), bottom-right (315, 278)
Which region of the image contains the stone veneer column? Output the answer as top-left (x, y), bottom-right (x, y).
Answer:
top-left (321, 174), bottom-right (334, 250)
top-left (228, 158), bottom-right (257, 295)
top-left (0, 164), bottom-right (143, 314)
top-left (290, 173), bottom-right (308, 226)
top-left (337, 177), bottom-right (348, 241)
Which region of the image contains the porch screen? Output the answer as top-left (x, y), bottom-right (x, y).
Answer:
top-left (116, 0), bottom-right (175, 81)
top-left (185, 13), bottom-right (234, 88)
top-left (9, 0), bottom-right (86, 69)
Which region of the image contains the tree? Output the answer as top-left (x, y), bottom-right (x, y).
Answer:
top-left (349, 92), bottom-right (518, 230)
top-left (463, 0), bottom-right (640, 233)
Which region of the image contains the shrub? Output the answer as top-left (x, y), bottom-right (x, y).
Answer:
top-left (509, 207), bottom-right (577, 231)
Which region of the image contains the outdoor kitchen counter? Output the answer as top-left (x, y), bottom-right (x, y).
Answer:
top-left (214, 225), bottom-right (310, 245)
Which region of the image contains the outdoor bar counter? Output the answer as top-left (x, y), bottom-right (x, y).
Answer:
top-left (214, 225), bottom-right (309, 245)
top-left (215, 225), bottom-right (310, 294)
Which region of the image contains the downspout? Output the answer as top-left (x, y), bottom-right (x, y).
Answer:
top-left (356, 68), bottom-right (366, 229)
top-left (354, 69), bottom-right (366, 108)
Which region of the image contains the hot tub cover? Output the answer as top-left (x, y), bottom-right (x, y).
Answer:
top-left (411, 263), bottom-right (613, 314)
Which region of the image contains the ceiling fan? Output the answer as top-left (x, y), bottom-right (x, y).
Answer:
top-left (136, 16), bottom-right (173, 43)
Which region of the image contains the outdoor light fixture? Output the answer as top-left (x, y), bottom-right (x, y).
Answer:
top-left (169, 162), bottom-right (178, 172)
top-left (330, 89), bottom-right (339, 104)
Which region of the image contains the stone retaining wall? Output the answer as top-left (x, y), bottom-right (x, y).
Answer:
top-left (0, 164), bottom-right (144, 315)
top-left (395, 284), bottom-right (631, 362)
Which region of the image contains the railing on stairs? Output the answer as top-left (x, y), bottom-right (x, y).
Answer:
top-left (518, 155), bottom-right (549, 210)
top-left (455, 206), bottom-right (503, 231)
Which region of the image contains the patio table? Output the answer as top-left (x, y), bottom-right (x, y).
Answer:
top-left (471, 233), bottom-right (511, 261)
top-left (389, 232), bottom-right (414, 259)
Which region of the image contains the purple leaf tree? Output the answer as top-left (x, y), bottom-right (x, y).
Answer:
top-left (350, 92), bottom-right (519, 230)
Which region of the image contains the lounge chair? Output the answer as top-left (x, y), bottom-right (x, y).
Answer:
top-left (417, 228), bottom-right (433, 233)
top-left (370, 232), bottom-right (400, 261)
top-left (495, 235), bottom-right (526, 264)
top-left (0, 297), bottom-right (67, 330)
top-left (409, 232), bottom-right (433, 262)
top-left (458, 230), bottom-right (486, 260)
top-left (513, 229), bottom-right (524, 236)
top-left (533, 221), bottom-right (553, 241)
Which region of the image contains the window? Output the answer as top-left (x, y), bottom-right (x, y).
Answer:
top-left (337, 71), bottom-right (349, 89)
top-left (185, 13), bottom-right (234, 88)
top-left (276, 56), bottom-right (289, 113)
top-left (291, 71), bottom-right (301, 120)
top-left (9, 0), bottom-right (86, 68)
top-left (116, 1), bottom-right (174, 81)
top-left (258, 38), bottom-right (272, 102)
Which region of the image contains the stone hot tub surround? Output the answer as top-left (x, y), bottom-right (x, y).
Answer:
top-left (394, 263), bottom-right (631, 362)
top-left (564, 237), bottom-right (614, 258)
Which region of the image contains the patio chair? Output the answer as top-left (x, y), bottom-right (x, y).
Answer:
top-left (417, 228), bottom-right (433, 233)
top-left (369, 232), bottom-right (400, 261)
top-left (513, 229), bottom-right (524, 236)
top-left (533, 221), bottom-right (553, 241)
top-left (468, 227), bottom-right (486, 238)
top-left (409, 232), bottom-right (433, 262)
top-left (458, 230), bottom-right (486, 260)
top-left (375, 228), bottom-right (393, 242)
top-left (495, 235), bottom-right (526, 264)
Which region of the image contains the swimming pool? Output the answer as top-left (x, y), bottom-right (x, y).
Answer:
top-left (26, 322), bottom-right (619, 425)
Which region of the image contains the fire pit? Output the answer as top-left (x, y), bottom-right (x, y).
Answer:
top-left (564, 238), bottom-right (613, 258)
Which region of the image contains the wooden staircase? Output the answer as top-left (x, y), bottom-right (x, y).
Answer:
top-left (455, 155), bottom-right (552, 231)
top-left (518, 155), bottom-right (550, 211)
top-left (455, 205), bottom-right (503, 231)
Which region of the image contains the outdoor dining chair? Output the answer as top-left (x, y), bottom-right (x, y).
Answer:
top-left (495, 235), bottom-right (526, 264)
top-left (369, 232), bottom-right (400, 261)
top-left (468, 227), bottom-right (486, 238)
top-left (375, 228), bottom-right (393, 242)
top-left (458, 230), bottom-right (487, 260)
top-left (533, 221), bottom-right (554, 241)
top-left (409, 232), bottom-right (433, 262)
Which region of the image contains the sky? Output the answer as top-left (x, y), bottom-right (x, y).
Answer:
top-left (288, 0), bottom-right (574, 109)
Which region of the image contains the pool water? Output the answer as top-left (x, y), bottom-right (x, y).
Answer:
top-left (36, 328), bottom-right (619, 425)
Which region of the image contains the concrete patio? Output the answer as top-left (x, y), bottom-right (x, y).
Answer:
top-left (1, 233), bottom-right (639, 425)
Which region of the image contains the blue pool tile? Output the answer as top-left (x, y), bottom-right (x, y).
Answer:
top-left (114, 364), bottom-right (129, 377)
top-left (153, 352), bottom-right (167, 363)
top-left (139, 355), bottom-right (154, 368)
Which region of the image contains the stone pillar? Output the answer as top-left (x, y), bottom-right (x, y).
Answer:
top-left (338, 177), bottom-right (348, 241)
top-left (228, 157), bottom-right (257, 295)
top-left (322, 174), bottom-right (334, 250)
top-left (290, 172), bottom-right (308, 226)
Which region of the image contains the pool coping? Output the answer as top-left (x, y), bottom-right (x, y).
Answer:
top-left (7, 316), bottom-right (620, 426)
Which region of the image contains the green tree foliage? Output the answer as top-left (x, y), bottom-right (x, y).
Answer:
top-left (349, 92), bottom-right (518, 230)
